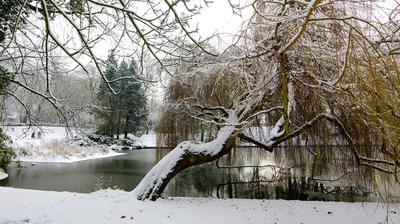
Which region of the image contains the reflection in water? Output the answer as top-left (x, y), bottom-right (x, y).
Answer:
top-left (1, 146), bottom-right (398, 202)
top-left (162, 146), bottom-right (400, 202)
top-left (0, 150), bottom-right (156, 193)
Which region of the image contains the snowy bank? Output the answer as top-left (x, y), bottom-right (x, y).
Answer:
top-left (0, 171), bottom-right (7, 180)
top-left (138, 133), bottom-right (157, 148)
top-left (4, 126), bottom-right (73, 148)
top-left (0, 187), bottom-right (399, 224)
top-left (4, 126), bottom-right (124, 163)
top-left (16, 150), bottom-right (122, 163)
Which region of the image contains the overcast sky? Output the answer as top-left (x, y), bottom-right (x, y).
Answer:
top-left (191, 0), bottom-right (252, 46)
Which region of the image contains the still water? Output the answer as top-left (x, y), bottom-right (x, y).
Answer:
top-left (0, 150), bottom-right (156, 193)
top-left (1, 147), bottom-right (398, 202)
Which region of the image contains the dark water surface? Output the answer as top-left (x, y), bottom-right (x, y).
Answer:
top-left (0, 150), bottom-right (156, 193)
top-left (1, 147), bottom-right (398, 202)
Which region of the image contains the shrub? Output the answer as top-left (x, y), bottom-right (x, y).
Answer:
top-left (0, 128), bottom-right (15, 170)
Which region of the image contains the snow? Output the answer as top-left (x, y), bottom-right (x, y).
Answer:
top-left (270, 116), bottom-right (285, 139)
top-left (132, 125), bottom-right (236, 199)
top-left (0, 170), bottom-right (7, 180)
top-left (191, 125), bottom-right (235, 156)
top-left (4, 126), bottom-right (72, 148)
top-left (269, 80), bottom-right (294, 141)
top-left (2, 125), bottom-right (160, 163)
top-left (0, 187), bottom-right (399, 224)
top-left (138, 133), bottom-right (157, 148)
top-left (288, 80), bottom-right (295, 114)
top-left (4, 126), bottom-right (123, 163)
top-left (108, 132), bottom-right (157, 148)
top-left (16, 151), bottom-right (122, 163)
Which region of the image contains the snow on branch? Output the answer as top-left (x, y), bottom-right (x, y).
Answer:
top-left (132, 113), bottom-right (238, 200)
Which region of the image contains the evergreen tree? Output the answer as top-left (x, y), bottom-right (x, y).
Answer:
top-left (0, 0), bottom-right (29, 42)
top-left (121, 60), bottom-right (147, 137)
top-left (95, 54), bottom-right (147, 138)
top-left (95, 52), bottom-right (119, 137)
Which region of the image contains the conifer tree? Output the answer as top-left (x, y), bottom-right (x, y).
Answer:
top-left (95, 54), bottom-right (147, 138)
top-left (121, 60), bottom-right (147, 137)
top-left (95, 52), bottom-right (119, 137)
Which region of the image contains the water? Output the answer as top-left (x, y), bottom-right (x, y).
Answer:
top-left (0, 150), bottom-right (156, 193)
top-left (1, 147), bottom-right (398, 202)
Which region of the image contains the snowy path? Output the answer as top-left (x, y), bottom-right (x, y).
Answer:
top-left (0, 187), bottom-right (399, 224)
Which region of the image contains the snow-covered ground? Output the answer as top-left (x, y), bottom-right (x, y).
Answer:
top-left (118, 132), bottom-right (157, 148)
top-left (3, 126), bottom-right (122, 163)
top-left (15, 149), bottom-right (122, 163)
top-left (0, 187), bottom-right (399, 224)
top-left (3, 126), bottom-right (157, 163)
top-left (0, 170), bottom-right (7, 180)
top-left (138, 133), bottom-right (157, 148)
top-left (4, 126), bottom-right (73, 148)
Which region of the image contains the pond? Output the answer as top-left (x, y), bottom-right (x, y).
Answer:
top-left (1, 147), bottom-right (398, 202)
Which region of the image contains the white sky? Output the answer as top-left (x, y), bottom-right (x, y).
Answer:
top-left (191, 0), bottom-right (252, 47)
top-left (96, 0), bottom-right (252, 57)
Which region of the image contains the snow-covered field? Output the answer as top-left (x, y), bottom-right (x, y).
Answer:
top-left (3, 126), bottom-right (156, 163)
top-left (3, 126), bottom-right (122, 163)
top-left (0, 170), bottom-right (7, 180)
top-left (0, 187), bottom-right (399, 224)
top-left (4, 126), bottom-right (156, 163)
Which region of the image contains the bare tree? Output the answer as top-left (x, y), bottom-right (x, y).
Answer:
top-left (0, 0), bottom-right (216, 125)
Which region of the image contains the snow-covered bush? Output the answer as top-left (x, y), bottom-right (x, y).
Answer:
top-left (0, 128), bottom-right (15, 170)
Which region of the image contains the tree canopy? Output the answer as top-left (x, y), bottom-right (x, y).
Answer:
top-left (134, 0), bottom-right (400, 200)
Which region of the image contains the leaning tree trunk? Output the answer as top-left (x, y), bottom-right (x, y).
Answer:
top-left (132, 126), bottom-right (237, 200)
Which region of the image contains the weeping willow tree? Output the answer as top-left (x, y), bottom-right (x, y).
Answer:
top-left (133, 0), bottom-right (400, 201)
top-left (156, 60), bottom-right (237, 147)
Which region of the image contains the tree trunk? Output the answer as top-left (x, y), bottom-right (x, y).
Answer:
top-left (116, 112), bottom-right (121, 139)
top-left (132, 126), bottom-right (237, 200)
top-left (124, 113), bottom-right (129, 139)
top-left (109, 115), bottom-right (114, 137)
top-left (145, 122), bottom-right (149, 135)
